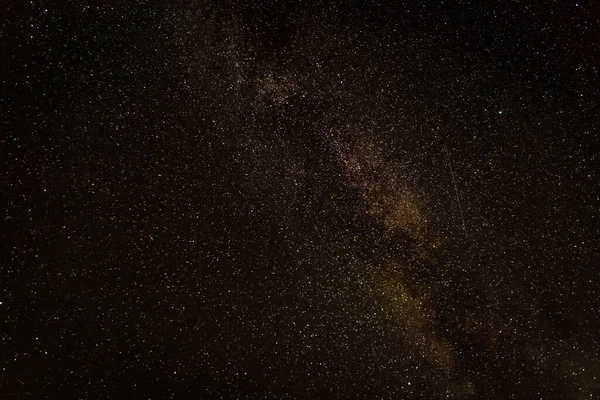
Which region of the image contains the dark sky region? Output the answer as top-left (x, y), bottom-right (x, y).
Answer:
top-left (1, 1), bottom-right (599, 398)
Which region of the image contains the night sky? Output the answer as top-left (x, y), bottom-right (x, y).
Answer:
top-left (2, 1), bottom-right (599, 398)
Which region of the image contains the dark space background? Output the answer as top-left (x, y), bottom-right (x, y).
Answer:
top-left (1, 0), bottom-right (599, 398)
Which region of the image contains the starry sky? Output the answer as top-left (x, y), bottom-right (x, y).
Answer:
top-left (2, 1), bottom-right (599, 398)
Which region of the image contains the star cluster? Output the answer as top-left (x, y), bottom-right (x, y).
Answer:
top-left (2, 1), bottom-right (599, 398)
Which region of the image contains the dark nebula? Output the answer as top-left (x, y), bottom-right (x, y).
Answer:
top-left (2, 1), bottom-right (599, 398)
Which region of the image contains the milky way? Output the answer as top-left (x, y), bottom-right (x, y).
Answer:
top-left (2, 1), bottom-right (599, 398)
